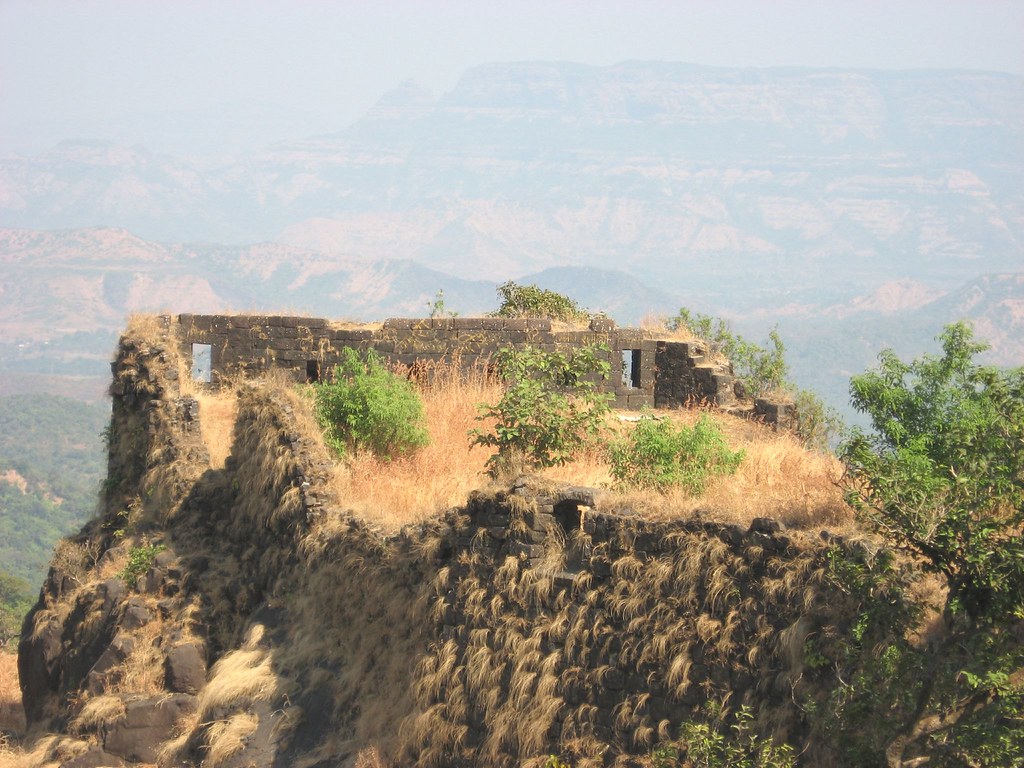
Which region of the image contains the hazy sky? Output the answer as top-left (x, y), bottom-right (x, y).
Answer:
top-left (1, 0), bottom-right (1022, 155)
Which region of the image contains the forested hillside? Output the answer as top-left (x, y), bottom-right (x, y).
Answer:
top-left (0, 393), bottom-right (108, 587)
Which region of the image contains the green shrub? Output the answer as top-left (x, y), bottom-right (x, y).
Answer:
top-left (609, 414), bottom-right (744, 494)
top-left (118, 542), bottom-right (164, 589)
top-left (426, 289), bottom-right (458, 318)
top-left (792, 388), bottom-right (844, 452)
top-left (471, 344), bottom-right (611, 472)
top-left (310, 348), bottom-right (429, 460)
top-left (492, 281), bottom-right (588, 322)
top-left (652, 705), bottom-right (795, 768)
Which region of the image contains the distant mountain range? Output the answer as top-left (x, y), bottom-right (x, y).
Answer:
top-left (0, 61), bottom-right (1021, 415)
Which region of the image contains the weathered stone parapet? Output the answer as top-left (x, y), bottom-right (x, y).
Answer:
top-left (173, 314), bottom-right (794, 427)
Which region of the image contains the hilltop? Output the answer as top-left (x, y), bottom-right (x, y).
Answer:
top-left (3, 313), bottom-right (1020, 767)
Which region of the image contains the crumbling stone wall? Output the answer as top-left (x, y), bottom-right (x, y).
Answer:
top-left (176, 313), bottom-right (659, 409)
top-left (175, 313), bottom-right (793, 424)
top-left (402, 478), bottom-right (832, 765)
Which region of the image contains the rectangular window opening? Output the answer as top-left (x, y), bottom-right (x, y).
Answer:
top-left (622, 349), bottom-right (641, 388)
top-left (191, 343), bottom-right (212, 383)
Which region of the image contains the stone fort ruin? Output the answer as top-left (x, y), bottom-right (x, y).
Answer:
top-left (174, 313), bottom-right (793, 427)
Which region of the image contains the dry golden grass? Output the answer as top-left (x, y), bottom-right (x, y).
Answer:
top-left (124, 313), bottom-right (169, 345)
top-left (204, 711), bottom-right (258, 767)
top-left (194, 352), bottom-right (850, 533)
top-left (0, 651), bottom-right (24, 738)
top-left (544, 408), bottom-right (853, 531)
top-left (194, 624), bottom-right (282, 723)
top-left (69, 694), bottom-right (125, 735)
top-left (328, 358), bottom-right (502, 530)
top-left (0, 734), bottom-right (92, 768)
top-left (194, 390), bottom-right (239, 469)
top-left (118, 608), bottom-right (172, 696)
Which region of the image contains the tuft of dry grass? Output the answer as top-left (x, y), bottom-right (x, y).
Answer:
top-left (124, 313), bottom-right (169, 345)
top-left (69, 694), bottom-right (125, 735)
top-left (194, 625), bottom-right (282, 723)
top-left (205, 711), bottom-right (259, 767)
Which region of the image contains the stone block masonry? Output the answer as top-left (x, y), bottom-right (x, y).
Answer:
top-left (174, 313), bottom-right (793, 426)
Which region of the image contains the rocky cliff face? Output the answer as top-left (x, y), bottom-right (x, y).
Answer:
top-left (14, 320), bottom-right (873, 766)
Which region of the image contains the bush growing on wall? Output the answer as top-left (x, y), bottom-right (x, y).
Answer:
top-left (471, 344), bottom-right (611, 472)
top-left (310, 348), bottom-right (429, 460)
top-left (492, 281), bottom-right (589, 323)
top-left (608, 414), bottom-right (744, 494)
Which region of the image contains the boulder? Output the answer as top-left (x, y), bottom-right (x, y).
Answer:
top-left (85, 633), bottom-right (135, 694)
top-left (17, 612), bottom-right (63, 723)
top-left (164, 642), bottom-right (207, 694)
top-left (103, 693), bottom-right (195, 763)
top-left (120, 599), bottom-right (151, 629)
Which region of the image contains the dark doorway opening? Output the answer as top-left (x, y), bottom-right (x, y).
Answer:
top-left (306, 360), bottom-right (320, 383)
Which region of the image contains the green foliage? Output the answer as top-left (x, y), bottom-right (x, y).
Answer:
top-left (118, 542), bottom-right (165, 589)
top-left (834, 322), bottom-right (1024, 765)
top-left (652, 705), bottom-right (795, 768)
top-left (310, 348), bottom-right (430, 460)
top-left (543, 756), bottom-right (571, 768)
top-left (0, 393), bottom-right (109, 586)
top-left (492, 281), bottom-right (588, 323)
top-left (668, 308), bottom-right (788, 397)
top-left (426, 289), bottom-right (458, 318)
top-left (608, 415), bottom-right (744, 494)
top-left (791, 388), bottom-right (844, 452)
top-left (841, 322), bottom-right (1024, 623)
top-left (0, 569), bottom-right (35, 647)
top-left (471, 344), bottom-right (612, 472)
top-left (815, 546), bottom-right (926, 763)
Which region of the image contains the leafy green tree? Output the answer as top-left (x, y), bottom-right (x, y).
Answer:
top-left (609, 415), bottom-right (743, 494)
top-left (310, 348), bottom-right (430, 460)
top-left (492, 281), bottom-right (588, 323)
top-left (471, 344), bottom-right (611, 472)
top-left (0, 569), bottom-right (34, 647)
top-left (839, 322), bottom-right (1024, 766)
top-left (842, 323), bottom-right (1023, 623)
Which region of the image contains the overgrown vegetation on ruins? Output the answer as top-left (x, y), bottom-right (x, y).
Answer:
top-left (6, 310), bottom-right (1020, 768)
top-left (471, 344), bottom-right (612, 473)
top-left (492, 280), bottom-right (590, 323)
top-left (308, 347), bottom-right (430, 460)
top-left (667, 306), bottom-right (842, 450)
